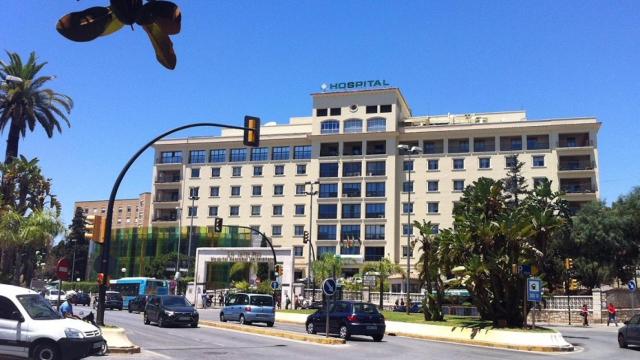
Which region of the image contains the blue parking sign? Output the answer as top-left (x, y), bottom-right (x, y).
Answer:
top-left (527, 278), bottom-right (542, 302)
top-left (629, 280), bottom-right (636, 293)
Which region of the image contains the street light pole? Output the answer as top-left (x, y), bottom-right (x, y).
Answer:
top-left (175, 207), bottom-right (182, 294)
top-left (305, 180), bottom-right (319, 301)
top-left (187, 195), bottom-right (199, 275)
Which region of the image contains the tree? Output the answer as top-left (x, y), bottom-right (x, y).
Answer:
top-left (57, 207), bottom-right (89, 281)
top-left (362, 257), bottom-right (404, 309)
top-left (413, 220), bottom-right (446, 321)
top-left (503, 154), bottom-right (528, 207)
top-left (312, 253), bottom-right (343, 284)
top-left (0, 51), bottom-right (73, 163)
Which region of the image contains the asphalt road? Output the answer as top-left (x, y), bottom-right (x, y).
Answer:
top-left (75, 306), bottom-right (638, 360)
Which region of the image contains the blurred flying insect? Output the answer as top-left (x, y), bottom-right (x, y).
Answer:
top-left (56, 0), bottom-right (181, 69)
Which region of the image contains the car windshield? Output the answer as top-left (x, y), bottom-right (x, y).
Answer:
top-left (162, 296), bottom-right (190, 307)
top-left (106, 293), bottom-right (121, 300)
top-left (17, 294), bottom-right (61, 320)
top-left (352, 303), bottom-right (379, 314)
top-left (250, 296), bottom-right (274, 306)
top-left (49, 290), bottom-right (61, 295)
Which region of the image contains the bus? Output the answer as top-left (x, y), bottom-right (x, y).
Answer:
top-left (109, 277), bottom-right (169, 308)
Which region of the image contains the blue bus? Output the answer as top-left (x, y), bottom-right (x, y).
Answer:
top-left (110, 277), bottom-right (169, 308)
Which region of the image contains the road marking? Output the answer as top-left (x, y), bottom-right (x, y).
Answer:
top-left (141, 349), bottom-right (172, 359)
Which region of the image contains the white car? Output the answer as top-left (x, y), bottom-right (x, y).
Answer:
top-left (44, 288), bottom-right (65, 306)
top-left (0, 284), bottom-right (106, 360)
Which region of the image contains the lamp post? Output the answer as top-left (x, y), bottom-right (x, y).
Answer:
top-left (398, 144), bottom-right (422, 315)
top-left (175, 207), bottom-right (182, 287)
top-left (305, 180), bottom-right (319, 301)
top-left (187, 195), bottom-right (199, 275)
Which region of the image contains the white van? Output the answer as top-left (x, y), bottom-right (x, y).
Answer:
top-left (0, 284), bottom-right (106, 360)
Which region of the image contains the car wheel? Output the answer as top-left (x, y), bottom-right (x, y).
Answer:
top-left (266, 322), bottom-right (274, 327)
top-left (191, 322), bottom-right (198, 328)
top-left (372, 334), bottom-right (384, 342)
top-left (618, 334), bottom-right (628, 348)
top-left (144, 313), bottom-right (150, 325)
top-left (97, 342), bottom-right (108, 356)
top-left (32, 342), bottom-right (60, 360)
top-left (239, 314), bottom-right (250, 325)
top-left (339, 325), bottom-right (350, 340)
top-left (158, 316), bottom-right (165, 328)
top-left (306, 322), bottom-right (316, 334)
top-left (220, 312), bottom-right (227, 322)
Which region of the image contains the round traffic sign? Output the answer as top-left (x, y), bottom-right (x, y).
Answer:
top-left (629, 280), bottom-right (637, 292)
top-left (56, 258), bottom-right (71, 281)
top-left (271, 281), bottom-right (280, 290)
top-left (322, 278), bottom-right (336, 296)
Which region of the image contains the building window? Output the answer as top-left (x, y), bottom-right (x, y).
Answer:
top-left (318, 204), bottom-right (338, 219)
top-left (427, 202), bottom-right (439, 214)
top-left (343, 142), bottom-right (363, 156)
top-left (427, 181), bottom-right (439, 192)
top-left (294, 246), bottom-right (304, 257)
top-left (316, 108), bottom-right (328, 117)
top-left (230, 205), bottom-right (239, 216)
top-left (402, 224), bottom-right (413, 236)
top-left (208, 206), bottom-right (218, 217)
top-left (342, 204), bottom-right (361, 219)
top-left (319, 163), bottom-right (339, 177)
top-left (188, 206), bottom-right (197, 217)
top-left (272, 146), bottom-right (290, 160)
top-left (318, 246), bottom-right (336, 257)
top-left (366, 140), bottom-right (386, 155)
top-left (427, 159), bottom-right (439, 171)
top-left (231, 186), bottom-right (241, 196)
top-left (366, 161), bottom-right (386, 176)
top-left (366, 118), bottom-right (386, 132)
top-left (293, 145), bottom-right (312, 160)
top-left (294, 225), bottom-right (305, 236)
top-left (320, 143), bottom-right (340, 156)
top-left (380, 104), bottom-right (392, 113)
top-left (253, 165), bottom-right (263, 176)
top-left (341, 244), bottom-right (361, 255)
top-left (252, 185), bottom-right (262, 196)
top-left (403, 160), bottom-right (414, 171)
top-left (365, 203), bottom-right (385, 218)
top-left (402, 202), bottom-right (413, 214)
top-left (533, 177), bottom-right (548, 188)
top-left (527, 135), bottom-right (550, 150)
top-left (160, 151), bottom-right (182, 164)
top-left (344, 119), bottom-right (363, 133)
top-left (274, 164), bottom-right (285, 176)
top-left (273, 205), bottom-right (283, 216)
top-left (318, 225), bottom-right (337, 240)
top-left (295, 204), bottom-right (305, 215)
top-left (453, 180), bottom-right (465, 192)
top-left (366, 105), bottom-right (377, 114)
top-left (479, 157), bottom-right (491, 169)
top-left (341, 225), bottom-right (360, 240)
top-left (296, 184), bottom-right (306, 195)
top-left (209, 149), bottom-right (226, 163)
top-left (342, 162), bottom-right (362, 177)
top-left (296, 164), bottom-right (307, 175)
top-left (474, 138), bottom-right (495, 152)
top-left (365, 247), bottom-right (385, 262)
top-left (321, 120), bottom-right (340, 134)
top-left (209, 186), bottom-right (220, 197)
top-left (505, 155), bottom-right (517, 168)
top-left (231, 166), bottom-right (241, 177)
top-left (533, 155), bottom-right (545, 167)
top-left (230, 148), bottom-right (247, 162)
top-left (342, 183), bottom-right (361, 197)
top-left (189, 150), bottom-right (206, 164)
top-left (366, 182), bottom-right (385, 197)
top-left (251, 147), bottom-right (269, 161)
top-left (448, 139), bottom-right (469, 153)
top-left (402, 181), bottom-right (414, 193)
top-left (273, 184), bottom-right (284, 196)
top-left (330, 107), bottom-right (341, 116)
top-left (272, 225), bottom-right (282, 236)
top-left (402, 245), bottom-right (413, 258)
top-left (190, 168), bottom-right (200, 178)
top-left (365, 225), bottom-right (385, 240)
top-left (251, 205), bottom-right (261, 216)
top-left (319, 183), bottom-right (338, 198)
top-left (211, 167), bottom-right (221, 177)
top-left (453, 158), bottom-right (465, 170)
top-left (189, 187), bottom-right (199, 197)
top-left (424, 140), bottom-right (444, 154)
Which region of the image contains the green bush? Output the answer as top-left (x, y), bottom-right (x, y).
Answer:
top-left (61, 281), bottom-right (99, 293)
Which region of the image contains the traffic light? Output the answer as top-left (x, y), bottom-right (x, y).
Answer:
top-left (564, 258), bottom-right (574, 270)
top-left (97, 273), bottom-right (110, 286)
top-left (569, 278), bottom-right (579, 291)
top-left (303, 230), bottom-right (309, 244)
top-left (214, 217), bottom-right (223, 233)
top-left (86, 215), bottom-right (106, 244)
top-left (243, 116), bottom-right (260, 147)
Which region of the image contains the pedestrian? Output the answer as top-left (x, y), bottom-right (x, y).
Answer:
top-left (400, 298), bottom-right (405, 307)
top-left (218, 293), bottom-right (224, 307)
top-left (285, 295), bottom-right (291, 310)
top-left (607, 303), bottom-right (618, 327)
top-left (580, 304), bottom-right (589, 327)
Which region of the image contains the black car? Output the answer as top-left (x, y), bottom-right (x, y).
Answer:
top-left (306, 301), bottom-right (385, 341)
top-left (72, 293), bottom-right (91, 306)
top-left (619, 314), bottom-right (640, 348)
top-left (144, 295), bottom-right (199, 328)
top-left (128, 295), bottom-right (149, 313)
top-left (93, 291), bottom-right (123, 310)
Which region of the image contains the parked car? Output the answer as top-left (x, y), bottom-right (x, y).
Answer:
top-left (128, 295), bottom-right (149, 313)
top-left (144, 295), bottom-right (199, 328)
top-left (393, 301), bottom-right (422, 313)
top-left (306, 301), bottom-right (386, 341)
top-left (220, 293), bottom-right (275, 326)
top-left (0, 284), bottom-right (106, 360)
top-left (619, 314), bottom-right (640, 348)
top-left (72, 293), bottom-right (91, 306)
top-left (44, 288), bottom-right (65, 306)
top-left (92, 291), bottom-right (123, 310)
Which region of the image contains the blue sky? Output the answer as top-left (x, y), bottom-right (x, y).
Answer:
top-left (1, 1), bottom-right (639, 226)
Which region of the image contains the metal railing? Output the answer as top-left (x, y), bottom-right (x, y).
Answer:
top-left (156, 156), bottom-right (182, 164)
top-left (558, 161), bottom-right (595, 171)
top-left (155, 174), bottom-right (181, 183)
top-left (556, 139), bottom-right (594, 148)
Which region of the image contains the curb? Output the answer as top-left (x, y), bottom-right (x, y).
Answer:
top-left (100, 326), bottom-right (142, 355)
top-left (200, 320), bottom-right (345, 345)
top-left (108, 346), bottom-right (141, 354)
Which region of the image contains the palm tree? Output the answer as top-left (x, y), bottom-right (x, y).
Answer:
top-left (362, 257), bottom-right (404, 309)
top-left (0, 51), bottom-right (73, 163)
top-left (413, 220), bottom-right (445, 321)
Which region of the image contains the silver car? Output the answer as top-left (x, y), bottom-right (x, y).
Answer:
top-left (220, 293), bottom-right (275, 327)
top-left (618, 314), bottom-right (640, 348)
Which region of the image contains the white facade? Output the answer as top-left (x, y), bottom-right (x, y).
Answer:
top-left (150, 88), bottom-right (601, 280)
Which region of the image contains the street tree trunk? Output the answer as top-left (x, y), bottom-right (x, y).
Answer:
top-left (5, 120), bottom-right (21, 164)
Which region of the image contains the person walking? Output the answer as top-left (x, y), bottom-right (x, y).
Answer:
top-left (580, 304), bottom-right (589, 327)
top-left (607, 303), bottom-right (618, 326)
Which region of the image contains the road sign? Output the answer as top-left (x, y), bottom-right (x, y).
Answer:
top-left (322, 278), bottom-right (337, 296)
top-left (56, 258), bottom-right (71, 281)
top-left (527, 278), bottom-right (542, 302)
top-left (519, 265), bottom-right (532, 276)
top-left (629, 280), bottom-right (637, 293)
top-left (363, 275), bottom-right (377, 287)
top-left (271, 281), bottom-right (280, 290)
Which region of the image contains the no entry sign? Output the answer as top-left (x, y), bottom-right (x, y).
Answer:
top-left (56, 258), bottom-right (71, 281)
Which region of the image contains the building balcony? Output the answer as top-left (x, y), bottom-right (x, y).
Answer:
top-left (156, 156), bottom-right (183, 165)
top-left (558, 161), bottom-right (595, 171)
top-left (557, 132), bottom-right (593, 148)
top-left (154, 195), bottom-right (180, 203)
top-left (155, 174), bottom-right (181, 183)
top-left (152, 216), bottom-right (178, 222)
